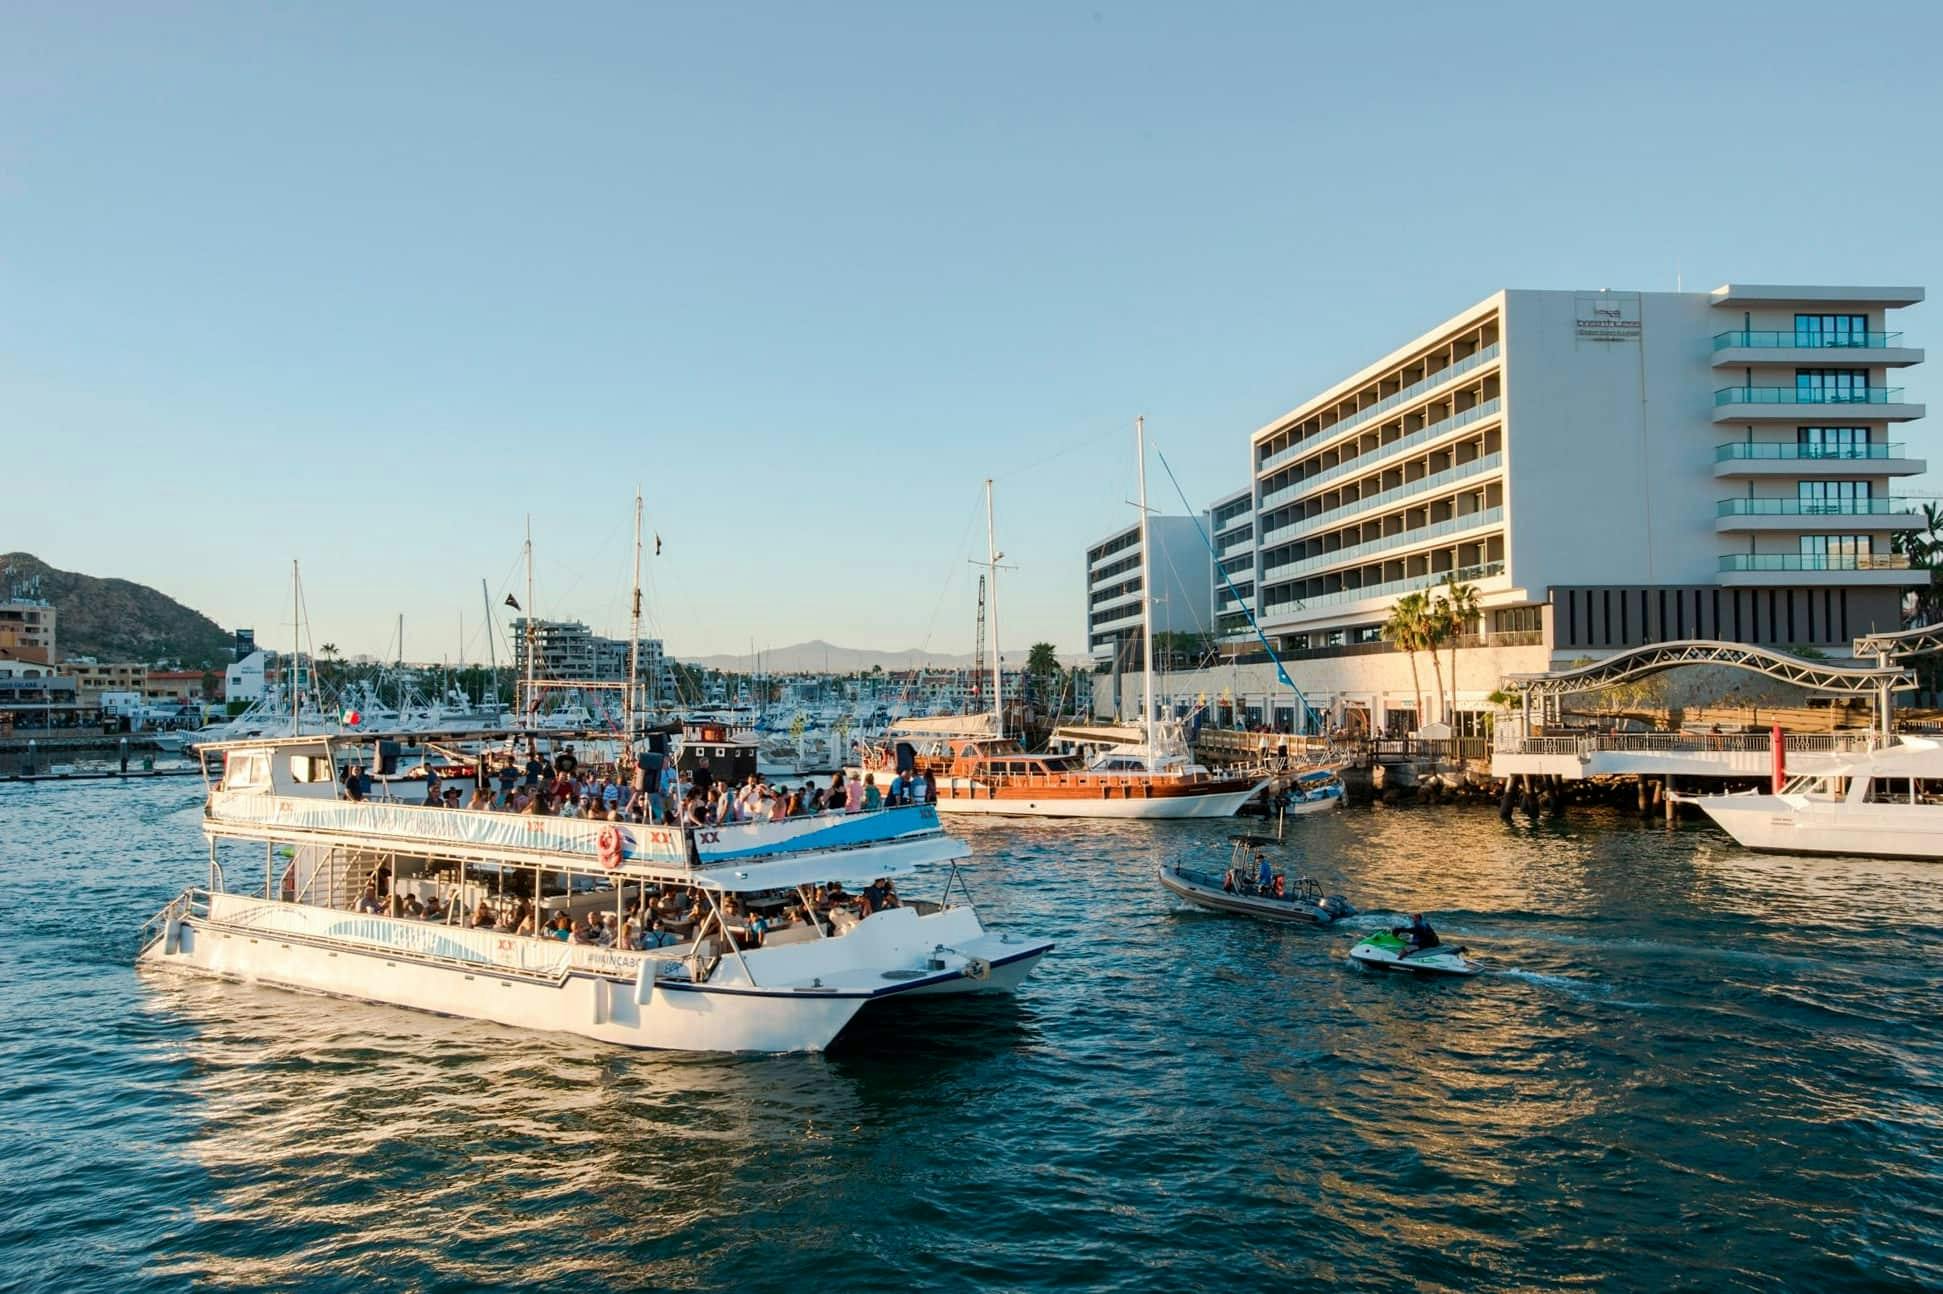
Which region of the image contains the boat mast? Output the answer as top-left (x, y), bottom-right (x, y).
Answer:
top-left (523, 514), bottom-right (536, 727)
top-left (480, 578), bottom-right (498, 714)
top-left (984, 478), bottom-right (1003, 740)
top-left (626, 489), bottom-right (643, 751)
top-left (291, 559), bottom-right (301, 736)
top-left (1136, 416), bottom-right (1155, 755)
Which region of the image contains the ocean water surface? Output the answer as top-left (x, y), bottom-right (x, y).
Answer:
top-left (0, 778), bottom-right (1938, 1292)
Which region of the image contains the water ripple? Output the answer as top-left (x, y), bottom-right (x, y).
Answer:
top-left (0, 783), bottom-right (1938, 1291)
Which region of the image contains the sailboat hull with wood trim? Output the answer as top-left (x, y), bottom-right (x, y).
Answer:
top-left (931, 774), bottom-right (1267, 818)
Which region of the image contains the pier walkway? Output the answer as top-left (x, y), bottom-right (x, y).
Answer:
top-left (1492, 730), bottom-right (1879, 781)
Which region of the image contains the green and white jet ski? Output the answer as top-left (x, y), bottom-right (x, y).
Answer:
top-left (1347, 930), bottom-right (1478, 977)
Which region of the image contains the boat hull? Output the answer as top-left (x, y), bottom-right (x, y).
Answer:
top-left (1156, 865), bottom-right (1343, 923)
top-left (932, 778), bottom-right (1267, 819)
top-left (1346, 938), bottom-right (1478, 978)
top-left (1692, 792), bottom-right (1943, 860)
top-left (138, 897), bottom-right (1049, 1053)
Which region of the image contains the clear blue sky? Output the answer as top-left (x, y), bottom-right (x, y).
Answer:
top-left (5, 1), bottom-right (1939, 664)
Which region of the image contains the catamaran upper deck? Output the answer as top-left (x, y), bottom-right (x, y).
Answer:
top-left (199, 732), bottom-right (968, 892)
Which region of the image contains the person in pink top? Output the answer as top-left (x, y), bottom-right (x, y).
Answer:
top-left (845, 773), bottom-right (864, 812)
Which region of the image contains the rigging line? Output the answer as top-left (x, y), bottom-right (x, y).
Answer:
top-left (990, 421), bottom-right (1122, 484)
top-left (909, 486), bottom-right (986, 657)
top-left (1152, 444), bottom-right (1322, 733)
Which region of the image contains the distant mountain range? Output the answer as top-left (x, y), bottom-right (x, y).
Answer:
top-left (682, 639), bottom-right (1084, 674)
top-left (1, 551), bottom-right (235, 668)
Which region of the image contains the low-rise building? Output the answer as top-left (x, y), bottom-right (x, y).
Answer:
top-left (0, 596), bottom-right (56, 664)
top-left (0, 650), bottom-right (82, 731)
top-left (145, 669), bottom-right (215, 703)
top-left (60, 659), bottom-right (147, 705)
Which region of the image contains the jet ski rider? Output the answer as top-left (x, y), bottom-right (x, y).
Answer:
top-left (1392, 913), bottom-right (1440, 950)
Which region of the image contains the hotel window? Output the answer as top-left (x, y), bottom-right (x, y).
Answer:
top-left (1799, 535), bottom-right (1873, 568)
top-left (1796, 369), bottom-right (1870, 402)
top-left (1797, 481), bottom-right (1871, 513)
top-left (1795, 314), bottom-right (1868, 347)
top-left (1797, 427), bottom-right (1871, 457)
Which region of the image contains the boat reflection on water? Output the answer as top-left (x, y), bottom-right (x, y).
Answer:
top-left (136, 968), bottom-right (1041, 1287)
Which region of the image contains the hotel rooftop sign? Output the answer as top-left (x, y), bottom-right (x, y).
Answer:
top-left (1575, 292), bottom-right (1642, 343)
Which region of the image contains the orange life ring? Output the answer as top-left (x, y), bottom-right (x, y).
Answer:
top-left (596, 825), bottom-right (624, 870)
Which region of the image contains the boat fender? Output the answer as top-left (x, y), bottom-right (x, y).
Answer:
top-left (962, 957), bottom-right (991, 982)
top-left (596, 825), bottom-right (624, 870)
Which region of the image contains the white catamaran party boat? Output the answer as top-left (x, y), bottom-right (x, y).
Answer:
top-left (139, 732), bottom-right (1052, 1053)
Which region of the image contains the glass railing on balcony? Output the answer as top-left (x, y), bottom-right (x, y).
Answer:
top-left (1718, 554), bottom-right (1912, 573)
top-left (1259, 397), bottom-right (1503, 511)
top-left (1715, 498), bottom-right (1911, 517)
top-left (1715, 441), bottom-right (1907, 461)
top-left (1714, 386), bottom-right (1905, 406)
top-left (1216, 528), bottom-right (1254, 558)
top-left (1260, 507), bottom-right (1504, 585)
top-left (1263, 561), bottom-right (1506, 615)
top-left (1257, 343), bottom-right (1501, 474)
top-left (1258, 452), bottom-right (1503, 550)
top-left (1712, 330), bottom-right (1904, 350)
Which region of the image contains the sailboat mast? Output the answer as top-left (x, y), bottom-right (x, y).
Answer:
top-left (480, 578), bottom-right (498, 714)
top-left (985, 479), bottom-right (1003, 739)
top-left (627, 490), bottom-right (642, 748)
top-left (291, 560), bottom-right (300, 736)
top-left (1136, 416), bottom-right (1156, 753)
top-left (523, 514), bottom-right (536, 726)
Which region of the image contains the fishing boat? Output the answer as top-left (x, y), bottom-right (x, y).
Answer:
top-left (1158, 834), bottom-right (1358, 923)
top-left (1682, 735), bottom-right (1943, 860)
top-left (137, 729), bottom-right (1051, 1053)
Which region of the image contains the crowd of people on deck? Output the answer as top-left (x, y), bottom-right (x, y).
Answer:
top-left (350, 869), bottom-right (900, 953)
top-left (339, 743), bottom-right (939, 828)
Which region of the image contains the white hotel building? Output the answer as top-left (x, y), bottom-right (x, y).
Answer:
top-left (1095, 284), bottom-right (1928, 733)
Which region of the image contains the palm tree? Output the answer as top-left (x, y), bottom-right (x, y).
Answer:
top-left (1437, 576), bottom-right (1480, 728)
top-left (1382, 593), bottom-right (1431, 732)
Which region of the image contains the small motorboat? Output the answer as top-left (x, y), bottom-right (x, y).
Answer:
top-left (1240, 767), bottom-right (1346, 818)
top-left (1158, 834), bottom-right (1358, 925)
top-left (1346, 930), bottom-right (1478, 977)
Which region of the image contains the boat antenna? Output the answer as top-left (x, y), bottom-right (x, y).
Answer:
top-left (1135, 417), bottom-right (1156, 757)
top-left (626, 488), bottom-right (643, 760)
top-left (984, 478), bottom-right (1003, 740)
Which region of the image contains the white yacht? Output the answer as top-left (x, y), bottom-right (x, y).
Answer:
top-left (1685, 735), bottom-right (1943, 860)
top-left (139, 731), bottom-right (1051, 1053)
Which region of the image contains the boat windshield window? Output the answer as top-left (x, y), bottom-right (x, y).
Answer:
top-left (1867, 776), bottom-right (1915, 804)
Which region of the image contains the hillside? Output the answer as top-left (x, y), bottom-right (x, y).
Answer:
top-left (0, 552), bottom-right (234, 667)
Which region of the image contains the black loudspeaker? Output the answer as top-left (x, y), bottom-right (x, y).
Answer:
top-left (373, 740), bottom-right (401, 775)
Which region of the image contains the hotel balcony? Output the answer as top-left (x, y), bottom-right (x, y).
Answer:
top-left (1255, 343), bottom-right (1501, 475)
top-left (1713, 441), bottom-right (1925, 478)
top-left (1261, 506), bottom-right (1504, 584)
top-left (1259, 398), bottom-right (1503, 511)
top-left (1715, 553), bottom-right (1923, 588)
top-left (1090, 607), bottom-right (1145, 633)
top-left (1711, 330), bottom-right (1923, 369)
top-left (1711, 387), bottom-right (1925, 423)
top-left (1259, 560), bottom-right (1509, 626)
top-left (1713, 497), bottom-right (1921, 533)
top-left (1257, 452), bottom-right (1503, 550)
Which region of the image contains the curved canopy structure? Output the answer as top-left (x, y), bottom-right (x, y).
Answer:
top-left (1501, 639), bottom-right (1914, 702)
top-left (1853, 622), bottom-right (1943, 660)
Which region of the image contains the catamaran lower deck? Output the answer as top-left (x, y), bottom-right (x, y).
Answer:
top-left (141, 888), bottom-right (1048, 1052)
